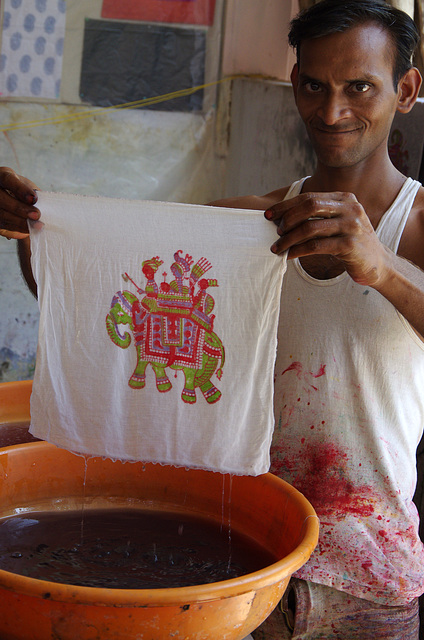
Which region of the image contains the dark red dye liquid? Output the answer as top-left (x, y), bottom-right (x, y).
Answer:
top-left (0, 509), bottom-right (277, 589)
top-left (0, 421), bottom-right (40, 447)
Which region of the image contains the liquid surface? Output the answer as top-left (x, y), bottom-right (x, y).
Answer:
top-left (0, 508), bottom-right (276, 589)
top-left (0, 421), bottom-right (40, 447)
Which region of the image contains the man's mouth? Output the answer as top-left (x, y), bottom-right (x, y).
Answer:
top-left (313, 124), bottom-right (362, 135)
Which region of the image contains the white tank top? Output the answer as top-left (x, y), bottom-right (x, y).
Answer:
top-left (272, 177), bottom-right (424, 605)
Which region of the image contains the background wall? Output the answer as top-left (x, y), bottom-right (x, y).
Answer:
top-left (1, 0), bottom-right (423, 382)
top-left (0, 0), bottom-right (228, 382)
top-left (221, 0), bottom-right (297, 80)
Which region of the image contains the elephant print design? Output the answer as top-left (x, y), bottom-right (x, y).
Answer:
top-left (106, 251), bottom-right (225, 404)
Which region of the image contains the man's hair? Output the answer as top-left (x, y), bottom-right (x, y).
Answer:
top-left (288, 0), bottom-right (420, 89)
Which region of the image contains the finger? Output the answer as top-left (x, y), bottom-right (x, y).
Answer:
top-left (0, 229), bottom-right (29, 240)
top-left (265, 192), bottom-right (355, 229)
top-left (263, 195), bottom-right (306, 223)
top-left (281, 198), bottom-right (347, 237)
top-left (0, 166), bottom-right (39, 204)
top-left (0, 202), bottom-right (40, 235)
top-left (0, 188), bottom-right (40, 221)
top-left (0, 212), bottom-right (30, 234)
top-left (271, 233), bottom-right (346, 258)
top-left (264, 193), bottom-right (327, 221)
top-left (272, 216), bottom-right (344, 253)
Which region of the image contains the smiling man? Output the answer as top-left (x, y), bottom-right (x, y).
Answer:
top-left (213, 2), bottom-right (424, 639)
top-left (1, 1), bottom-right (424, 638)
top-left (291, 24), bottom-right (405, 170)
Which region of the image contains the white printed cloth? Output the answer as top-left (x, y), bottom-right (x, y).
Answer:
top-left (29, 191), bottom-right (286, 475)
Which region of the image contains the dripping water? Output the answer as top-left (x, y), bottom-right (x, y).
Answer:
top-left (226, 474), bottom-right (233, 573)
top-left (80, 455), bottom-right (88, 545)
top-left (220, 473), bottom-right (226, 533)
top-left (220, 473), bottom-right (234, 574)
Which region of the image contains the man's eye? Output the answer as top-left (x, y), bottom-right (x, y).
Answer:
top-left (305, 82), bottom-right (321, 92)
top-left (353, 82), bottom-right (370, 93)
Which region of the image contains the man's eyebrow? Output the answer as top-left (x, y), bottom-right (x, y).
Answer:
top-left (298, 72), bottom-right (379, 84)
top-left (297, 73), bottom-right (320, 83)
top-left (346, 73), bottom-right (378, 83)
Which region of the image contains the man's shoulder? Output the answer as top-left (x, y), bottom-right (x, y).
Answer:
top-left (408, 182), bottom-right (424, 223)
top-left (208, 186), bottom-right (291, 211)
top-left (413, 182), bottom-right (424, 209)
top-left (398, 182), bottom-right (424, 268)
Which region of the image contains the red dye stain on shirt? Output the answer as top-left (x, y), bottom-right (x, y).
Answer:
top-left (282, 361), bottom-right (303, 377)
top-left (282, 361), bottom-right (327, 380)
top-left (271, 442), bottom-right (375, 520)
top-left (281, 361), bottom-right (327, 393)
top-left (313, 364), bottom-right (326, 378)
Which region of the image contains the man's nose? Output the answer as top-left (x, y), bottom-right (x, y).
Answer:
top-left (317, 92), bottom-right (349, 125)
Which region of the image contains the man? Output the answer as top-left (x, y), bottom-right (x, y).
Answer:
top-left (239, 2), bottom-right (424, 638)
top-left (213, 3), bottom-right (424, 638)
top-left (1, 0), bottom-right (424, 637)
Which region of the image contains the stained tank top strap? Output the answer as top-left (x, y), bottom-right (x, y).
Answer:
top-left (284, 177), bottom-right (309, 200)
top-left (375, 178), bottom-right (421, 252)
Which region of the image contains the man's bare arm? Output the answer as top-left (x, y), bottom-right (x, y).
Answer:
top-left (17, 236), bottom-right (37, 297)
top-left (371, 250), bottom-right (424, 338)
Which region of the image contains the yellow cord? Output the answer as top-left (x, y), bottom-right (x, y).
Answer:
top-left (0, 75), bottom-right (246, 133)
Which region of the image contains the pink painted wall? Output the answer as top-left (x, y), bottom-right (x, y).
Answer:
top-left (222, 0), bottom-right (299, 81)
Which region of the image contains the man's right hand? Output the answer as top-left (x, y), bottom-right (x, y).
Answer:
top-left (0, 167), bottom-right (40, 240)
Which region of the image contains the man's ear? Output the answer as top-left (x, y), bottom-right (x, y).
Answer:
top-left (397, 67), bottom-right (422, 114)
top-left (291, 63), bottom-right (299, 101)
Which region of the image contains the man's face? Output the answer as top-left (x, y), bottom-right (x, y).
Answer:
top-left (291, 23), bottom-right (401, 169)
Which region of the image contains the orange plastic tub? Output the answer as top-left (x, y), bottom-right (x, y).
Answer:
top-left (0, 382), bottom-right (319, 640)
top-left (0, 380), bottom-right (39, 447)
top-left (0, 379), bottom-right (32, 424)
